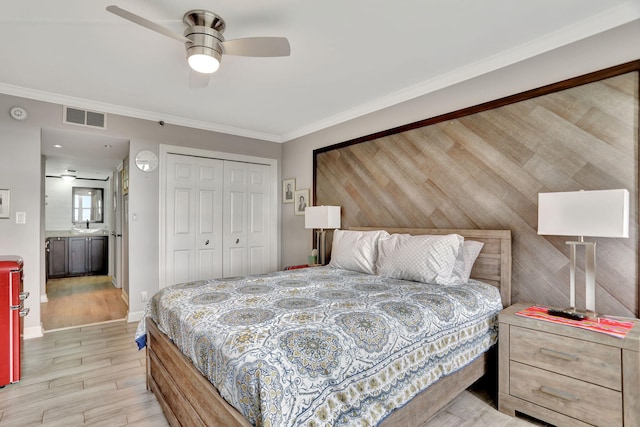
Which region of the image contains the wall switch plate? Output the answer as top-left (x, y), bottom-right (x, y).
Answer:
top-left (16, 212), bottom-right (26, 224)
top-left (141, 291), bottom-right (148, 302)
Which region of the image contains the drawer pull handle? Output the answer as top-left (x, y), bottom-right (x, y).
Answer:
top-left (540, 385), bottom-right (579, 402)
top-left (540, 348), bottom-right (578, 361)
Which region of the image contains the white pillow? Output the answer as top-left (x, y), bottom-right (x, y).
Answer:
top-left (440, 240), bottom-right (484, 286)
top-left (376, 233), bottom-right (464, 285)
top-left (329, 229), bottom-right (390, 274)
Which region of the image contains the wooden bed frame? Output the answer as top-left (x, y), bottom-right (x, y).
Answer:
top-left (146, 228), bottom-right (512, 426)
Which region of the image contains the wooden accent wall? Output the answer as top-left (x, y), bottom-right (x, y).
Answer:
top-left (314, 62), bottom-right (639, 317)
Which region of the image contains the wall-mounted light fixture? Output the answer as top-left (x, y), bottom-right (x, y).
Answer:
top-left (60, 170), bottom-right (77, 182)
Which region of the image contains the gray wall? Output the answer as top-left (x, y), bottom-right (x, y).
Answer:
top-left (0, 94), bottom-right (281, 335)
top-left (281, 20), bottom-right (640, 267)
top-left (0, 122), bottom-right (41, 334)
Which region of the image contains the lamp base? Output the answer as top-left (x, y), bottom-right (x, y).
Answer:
top-left (315, 229), bottom-right (328, 265)
top-left (566, 240), bottom-right (597, 313)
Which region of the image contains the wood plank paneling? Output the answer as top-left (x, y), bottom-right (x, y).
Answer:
top-left (315, 66), bottom-right (639, 317)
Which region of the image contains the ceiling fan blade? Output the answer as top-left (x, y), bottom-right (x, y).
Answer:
top-left (221, 37), bottom-right (290, 57)
top-left (189, 70), bottom-right (211, 89)
top-left (106, 5), bottom-right (190, 44)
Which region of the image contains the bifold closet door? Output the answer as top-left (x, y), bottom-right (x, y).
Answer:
top-left (166, 154), bottom-right (224, 286)
top-left (223, 161), bottom-right (271, 277)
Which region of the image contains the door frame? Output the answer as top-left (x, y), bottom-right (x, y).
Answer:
top-left (158, 144), bottom-right (279, 289)
top-left (112, 162), bottom-right (123, 290)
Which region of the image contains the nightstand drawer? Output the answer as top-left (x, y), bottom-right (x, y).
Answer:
top-left (510, 325), bottom-right (621, 390)
top-left (510, 361), bottom-right (622, 427)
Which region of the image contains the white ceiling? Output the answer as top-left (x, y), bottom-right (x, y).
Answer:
top-left (41, 129), bottom-right (129, 180)
top-left (1, 0), bottom-right (639, 147)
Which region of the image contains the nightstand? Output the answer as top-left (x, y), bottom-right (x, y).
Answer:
top-left (498, 303), bottom-right (640, 427)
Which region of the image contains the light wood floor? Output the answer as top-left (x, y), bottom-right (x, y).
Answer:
top-left (41, 276), bottom-right (128, 331)
top-left (0, 321), bottom-right (168, 426)
top-left (0, 320), bottom-right (549, 426)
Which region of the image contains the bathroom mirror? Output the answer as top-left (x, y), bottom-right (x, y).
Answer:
top-left (72, 187), bottom-right (104, 224)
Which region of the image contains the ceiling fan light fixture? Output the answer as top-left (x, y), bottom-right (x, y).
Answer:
top-left (106, 6), bottom-right (290, 86)
top-left (187, 46), bottom-right (221, 74)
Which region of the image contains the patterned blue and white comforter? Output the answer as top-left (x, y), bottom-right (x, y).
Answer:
top-left (136, 266), bottom-right (503, 426)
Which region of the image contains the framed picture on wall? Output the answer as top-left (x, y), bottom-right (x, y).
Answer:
top-left (0, 189), bottom-right (10, 219)
top-left (283, 178), bottom-right (295, 203)
top-left (294, 188), bottom-right (309, 216)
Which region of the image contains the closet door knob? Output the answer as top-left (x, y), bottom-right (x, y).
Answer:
top-left (236, 238), bottom-right (240, 244)
top-left (205, 240), bottom-right (209, 245)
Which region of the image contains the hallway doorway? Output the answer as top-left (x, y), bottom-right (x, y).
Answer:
top-left (40, 275), bottom-right (128, 331)
top-left (41, 129), bottom-right (130, 331)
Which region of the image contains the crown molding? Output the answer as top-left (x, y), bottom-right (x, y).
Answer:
top-left (0, 83), bottom-right (284, 143)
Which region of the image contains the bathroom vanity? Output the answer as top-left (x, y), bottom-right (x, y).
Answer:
top-left (46, 231), bottom-right (108, 278)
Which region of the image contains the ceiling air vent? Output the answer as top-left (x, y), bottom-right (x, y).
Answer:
top-left (63, 106), bottom-right (107, 129)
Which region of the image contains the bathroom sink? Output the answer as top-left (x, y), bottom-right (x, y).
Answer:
top-left (71, 227), bottom-right (106, 235)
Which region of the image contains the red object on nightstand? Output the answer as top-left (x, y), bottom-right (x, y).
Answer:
top-left (515, 305), bottom-right (634, 339)
top-left (284, 264), bottom-right (310, 270)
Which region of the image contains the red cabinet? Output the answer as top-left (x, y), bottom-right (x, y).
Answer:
top-left (0, 256), bottom-right (28, 387)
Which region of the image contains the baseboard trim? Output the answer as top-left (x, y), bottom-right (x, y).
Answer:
top-left (24, 325), bottom-right (44, 339)
top-left (127, 311), bottom-right (144, 323)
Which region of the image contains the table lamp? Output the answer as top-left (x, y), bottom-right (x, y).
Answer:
top-left (538, 189), bottom-right (629, 315)
top-left (305, 206), bottom-right (341, 265)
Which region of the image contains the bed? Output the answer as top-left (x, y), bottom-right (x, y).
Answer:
top-left (139, 227), bottom-right (511, 426)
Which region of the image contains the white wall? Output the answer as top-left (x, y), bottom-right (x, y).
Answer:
top-left (45, 177), bottom-right (110, 231)
top-left (280, 20), bottom-right (640, 267)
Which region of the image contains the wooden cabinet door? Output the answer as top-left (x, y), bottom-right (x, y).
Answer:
top-left (88, 237), bottom-right (107, 275)
top-left (47, 238), bottom-right (68, 277)
top-left (68, 237), bottom-right (88, 275)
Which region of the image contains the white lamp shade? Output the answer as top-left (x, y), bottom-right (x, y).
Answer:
top-left (538, 189), bottom-right (629, 238)
top-left (305, 206), bottom-right (341, 229)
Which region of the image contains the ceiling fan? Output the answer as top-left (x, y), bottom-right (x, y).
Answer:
top-left (106, 5), bottom-right (290, 87)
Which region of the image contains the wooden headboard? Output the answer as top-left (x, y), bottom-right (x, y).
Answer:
top-left (350, 227), bottom-right (512, 307)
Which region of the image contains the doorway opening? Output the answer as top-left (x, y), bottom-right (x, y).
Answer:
top-left (41, 128), bottom-right (130, 331)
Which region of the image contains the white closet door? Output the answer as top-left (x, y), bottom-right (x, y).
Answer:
top-left (195, 158), bottom-right (224, 280)
top-left (166, 154), bottom-right (223, 287)
top-left (223, 162), bottom-right (271, 277)
top-left (246, 163), bottom-right (271, 275)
